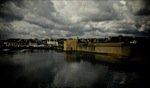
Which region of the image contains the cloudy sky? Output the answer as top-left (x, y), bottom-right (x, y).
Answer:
top-left (0, 0), bottom-right (150, 39)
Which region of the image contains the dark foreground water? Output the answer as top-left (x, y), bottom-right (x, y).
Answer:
top-left (0, 49), bottom-right (149, 88)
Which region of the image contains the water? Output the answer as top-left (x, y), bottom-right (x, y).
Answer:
top-left (0, 49), bottom-right (149, 88)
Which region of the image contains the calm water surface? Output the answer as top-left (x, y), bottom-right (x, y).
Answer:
top-left (0, 49), bottom-right (149, 88)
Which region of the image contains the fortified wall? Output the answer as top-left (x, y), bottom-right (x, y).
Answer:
top-left (64, 39), bottom-right (131, 56)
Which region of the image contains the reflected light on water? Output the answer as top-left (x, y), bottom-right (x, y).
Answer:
top-left (52, 62), bottom-right (108, 87)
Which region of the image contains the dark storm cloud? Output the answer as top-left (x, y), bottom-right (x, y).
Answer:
top-left (136, 0), bottom-right (150, 15)
top-left (0, 9), bottom-right (23, 22)
top-left (0, 0), bottom-right (150, 39)
top-left (27, 21), bottom-right (54, 29)
top-left (0, 0), bottom-right (10, 4)
top-left (117, 30), bottom-right (150, 37)
top-left (0, 0), bottom-right (58, 39)
top-left (0, 0), bottom-right (24, 22)
top-left (0, 0), bottom-right (24, 7)
top-left (65, 31), bottom-right (84, 37)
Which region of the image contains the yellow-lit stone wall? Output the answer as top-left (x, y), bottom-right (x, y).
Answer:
top-left (64, 39), bottom-right (131, 56)
top-left (64, 39), bottom-right (77, 51)
top-left (95, 46), bottom-right (122, 55)
top-left (77, 46), bottom-right (93, 52)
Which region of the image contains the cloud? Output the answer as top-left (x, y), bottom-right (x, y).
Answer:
top-left (0, 2), bottom-right (24, 22)
top-left (0, 0), bottom-right (150, 39)
top-left (135, 0), bottom-right (150, 15)
top-left (53, 0), bottom-right (120, 23)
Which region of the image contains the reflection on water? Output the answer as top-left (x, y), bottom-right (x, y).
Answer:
top-left (64, 52), bottom-right (121, 64)
top-left (0, 50), bottom-right (149, 88)
top-left (53, 62), bottom-right (108, 88)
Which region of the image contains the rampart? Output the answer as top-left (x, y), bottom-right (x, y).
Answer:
top-left (64, 39), bottom-right (132, 57)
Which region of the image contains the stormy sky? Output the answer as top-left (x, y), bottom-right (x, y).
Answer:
top-left (0, 0), bottom-right (150, 39)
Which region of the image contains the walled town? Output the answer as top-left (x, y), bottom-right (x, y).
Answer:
top-left (0, 36), bottom-right (150, 58)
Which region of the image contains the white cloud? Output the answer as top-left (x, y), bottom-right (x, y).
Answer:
top-left (52, 0), bottom-right (116, 24)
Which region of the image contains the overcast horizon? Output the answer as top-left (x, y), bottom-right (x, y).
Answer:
top-left (0, 0), bottom-right (150, 39)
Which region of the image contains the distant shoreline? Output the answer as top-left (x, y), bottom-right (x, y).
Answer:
top-left (0, 46), bottom-right (62, 50)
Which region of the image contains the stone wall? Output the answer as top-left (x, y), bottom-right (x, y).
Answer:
top-left (64, 39), bottom-right (131, 56)
top-left (64, 39), bottom-right (77, 51)
top-left (95, 46), bottom-right (122, 55)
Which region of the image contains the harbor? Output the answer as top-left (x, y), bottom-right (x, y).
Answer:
top-left (1, 36), bottom-right (150, 59)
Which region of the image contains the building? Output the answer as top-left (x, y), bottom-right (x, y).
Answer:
top-left (47, 38), bottom-right (58, 46)
top-left (3, 39), bottom-right (20, 47)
